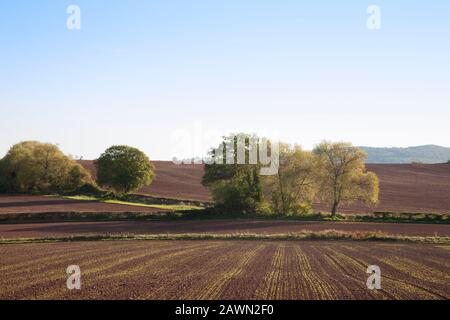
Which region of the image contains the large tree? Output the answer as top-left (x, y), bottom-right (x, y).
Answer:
top-left (202, 133), bottom-right (263, 213)
top-left (95, 145), bottom-right (154, 194)
top-left (0, 141), bottom-right (91, 194)
top-left (313, 141), bottom-right (379, 217)
top-left (264, 143), bottom-right (317, 215)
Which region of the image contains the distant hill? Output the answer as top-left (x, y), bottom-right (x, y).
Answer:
top-left (359, 145), bottom-right (450, 164)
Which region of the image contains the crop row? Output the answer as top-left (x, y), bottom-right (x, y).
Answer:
top-left (0, 241), bottom-right (448, 300)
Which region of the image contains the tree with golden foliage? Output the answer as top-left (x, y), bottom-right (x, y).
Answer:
top-left (0, 141), bottom-right (92, 194)
top-left (264, 143), bottom-right (317, 215)
top-left (313, 141), bottom-right (379, 217)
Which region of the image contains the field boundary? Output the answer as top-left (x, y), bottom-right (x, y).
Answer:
top-left (0, 211), bottom-right (169, 224)
top-left (1, 230), bottom-right (449, 245)
top-left (1, 209), bottom-right (449, 225)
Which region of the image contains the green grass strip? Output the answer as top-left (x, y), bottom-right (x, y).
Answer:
top-left (64, 196), bottom-right (203, 211)
top-left (1, 230), bottom-right (449, 245)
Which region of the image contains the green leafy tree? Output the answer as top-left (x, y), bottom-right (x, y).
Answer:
top-left (313, 141), bottom-right (379, 217)
top-left (0, 141), bottom-right (91, 194)
top-left (95, 145), bottom-right (155, 194)
top-left (202, 133), bottom-right (264, 213)
top-left (264, 143), bottom-right (317, 215)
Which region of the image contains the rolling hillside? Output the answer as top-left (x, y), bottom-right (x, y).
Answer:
top-left (79, 161), bottom-right (450, 214)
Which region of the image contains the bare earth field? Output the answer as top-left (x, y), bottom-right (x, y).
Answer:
top-left (79, 160), bottom-right (211, 202)
top-left (0, 240), bottom-right (448, 300)
top-left (81, 161), bottom-right (450, 213)
top-left (1, 220), bottom-right (450, 239)
top-left (345, 163), bottom-right (450, 214)
top-left (0, 195), bottom-right (164, 214)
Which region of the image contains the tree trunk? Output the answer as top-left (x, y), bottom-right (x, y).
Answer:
top-left (331, 201), bottom-right (338, 217)
top-left (277, 171), bottom-right (287, 214)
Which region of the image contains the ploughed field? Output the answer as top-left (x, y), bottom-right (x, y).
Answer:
top-left (1, 220), bottom-right (450, 238)
top-left (1, 240), bottom-right (449, 300)
top-left (80, 161), bottom-right (450, 214)
top-left (343, 163), bottom-right (450, 214)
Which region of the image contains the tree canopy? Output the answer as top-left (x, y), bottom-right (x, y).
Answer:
top-left (202, 133), bottom-right (263, 213)
top-left (0, 141), bottom-right (91, 194)
top-left (202, 137), bottom-right (379, 216)
top-left (95, 145), bottom-right (155, 194)
top-left (313, 141), bottom-right (379, 216)
top-left (264, 144), bottom-right (317, 215)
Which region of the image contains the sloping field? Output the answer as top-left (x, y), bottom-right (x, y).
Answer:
top-left (80, 161), bottom-right (450, 213)
top-left (335, 163), bottom-right (450, 214)
top-left (1, 220), bottom-right (449, 239)
top-left (0, 195), bottom-right (164, 214)
top-left (0, 241), bottom-right (448, 300)
top-left (79, 160), bottom-right (210, 202)
top-left (366, 163), bottom-right (450, 214)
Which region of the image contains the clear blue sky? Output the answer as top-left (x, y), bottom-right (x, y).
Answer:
top-left (1, 0), bottom-right (449, 160)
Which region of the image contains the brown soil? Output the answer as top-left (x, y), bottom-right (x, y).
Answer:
top-left (1, 220), bottom-right (449, 239)
top-left (336, 163), bottom-right (450, 214)
top-left (1, 240), bottom-right (448, 300)
top-left (0, 195), bottom-right (163, 214)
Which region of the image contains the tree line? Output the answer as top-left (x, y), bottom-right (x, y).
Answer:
top-left (202, 134), bottom-right (379, 217)
top-left (0, 136), bottom-right (379, 216)
top-left (0, 141), bottom-right (154, 196)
